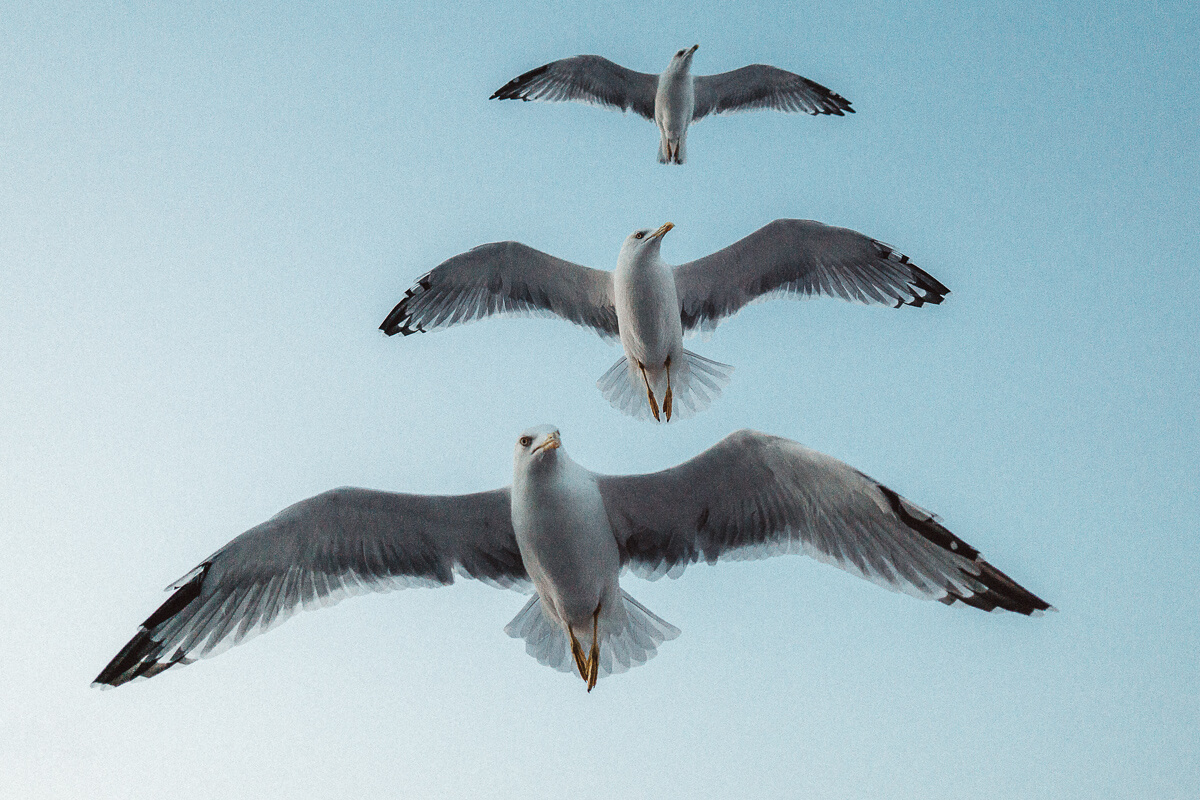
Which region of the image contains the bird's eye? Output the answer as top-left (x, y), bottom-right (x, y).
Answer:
top-left (519, 436), bottom-right (532, 447)
top-left (676, 50), bottom-right (684, 57)
top-left (634, 232), bottom-right (645, 239)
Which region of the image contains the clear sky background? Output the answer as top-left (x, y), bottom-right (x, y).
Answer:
top-left (2, 1), bottom-right (1197, 797)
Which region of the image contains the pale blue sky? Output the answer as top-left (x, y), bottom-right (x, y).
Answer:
top-left (2, 1), bottom-right (1197, 797)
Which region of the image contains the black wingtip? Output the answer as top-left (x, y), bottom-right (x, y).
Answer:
top-left (379, 312), bottom-right (403, 336)
top-left (872, 241), bottom-right (951, 307)
top-left (950, 560), bottom-right (1054, 615)
top-left (879, 486), bottom-right (1052, 616)
top-left (93, 564), bottom-right (209, 688)
top-left (800, 76), bottom-right (855, 116)
top-left (380, 275), bottom-right (432, 336)
top-left (912, 268), bottom-right (951, 306)
top-left (490, 63), bottom-right (551, 101)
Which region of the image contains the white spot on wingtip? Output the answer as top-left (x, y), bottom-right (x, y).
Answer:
top-left (166, 564), bottom-right (205, 591)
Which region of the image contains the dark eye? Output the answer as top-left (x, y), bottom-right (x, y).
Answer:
top-left (519, 436), bottom-right (532, 447)
top-left (634, 232), bottom-right (645, 239)
top-left (676, 50), bottom-right (684, 57)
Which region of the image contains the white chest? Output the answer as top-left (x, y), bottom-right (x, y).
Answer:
top-left (655, 73), bottom-right (694, 134)
top-left (613, 257), bottom-right (682, 364)
top-left (511, 460), bottom-right (619, 622)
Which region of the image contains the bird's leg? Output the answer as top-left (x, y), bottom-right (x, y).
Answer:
top-left (663, 356), bottom-right (673, 421)
top-left (568, 624), bottom-right (589, 683)
top-left (638, 361), bottom-right (660, 421)
top-left (586, 603), bottom-right (601, 692)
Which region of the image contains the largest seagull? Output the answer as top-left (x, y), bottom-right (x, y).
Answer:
top-left (381, 220), bottom-right (949, 421)
top-left (490, 45), bottom-right (854, 163)
top-left (95, 427), bottom-right (1051, 691)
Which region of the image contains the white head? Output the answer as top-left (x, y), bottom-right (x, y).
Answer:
top-left (514, 424), bottom-right (562, 475)
top-left (667, 44), bottom-right (699, 73)
top-left (617, 222), bottom-right (673, 266)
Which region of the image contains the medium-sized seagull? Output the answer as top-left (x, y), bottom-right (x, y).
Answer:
top-left (94, 427), bottom-right (1051, 691)
top-left (380, 220), bottom-right (949, 422)
top-left (490, 45), bottom-right (854, 163)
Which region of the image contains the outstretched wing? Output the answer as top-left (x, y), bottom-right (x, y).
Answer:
top-left (597, 430), bottom-right (1050, 615)
top-left (673, 219), bottom-right (949, 335)
top-left (490, 55), bottom-right (658, 120)
top-left (94, 487), bottom-right (525, 687)
top-left (692, 65), bottom-right (853, 120)
top-left (380, 241), bottom-right (618, 340)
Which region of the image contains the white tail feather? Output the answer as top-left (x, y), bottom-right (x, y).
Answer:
top-left (596, 349), bottom-right (733, 422)
top-left (504, 590), bottom-right (680, 680)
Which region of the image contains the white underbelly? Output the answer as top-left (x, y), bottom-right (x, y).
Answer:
top-left (615, 276), bottom-right (683, 367)
top-left (513, 475), bottom-right (620, 626)
top-left (655, 82), bottom-right (693, 138)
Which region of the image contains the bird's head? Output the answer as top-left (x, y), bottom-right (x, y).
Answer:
top-left (619, 222), bottom-right (673, 265)
top-left (514, 425), bottom-right (562, 472)
top-left (669, 44), bottom-right (699, 72)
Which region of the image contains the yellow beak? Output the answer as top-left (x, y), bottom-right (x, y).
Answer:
top-left (534, 432), bottom-right (561, 454)
top-left (650, 222), bottom-right (674, 240)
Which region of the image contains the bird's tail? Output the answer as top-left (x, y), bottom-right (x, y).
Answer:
top-left (596, 349), bottom-right (733, 422)
top-left (504, 590), bottom-right (680, 681)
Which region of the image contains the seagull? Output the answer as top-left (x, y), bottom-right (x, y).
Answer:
top-left (490, 45), bottom-right (854, 163)
top-left (380, 220), bottom-right (949, 422)
top-left (94, 426), bottom-right (1051, 691)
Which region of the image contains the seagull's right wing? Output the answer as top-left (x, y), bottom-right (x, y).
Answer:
top-left (597, 430), bottom-right (1051, 615)
top-left (490, 55), bottom-right (658, 120)
top-left (380, 241), bottom-right (619, 340)
top-left (692, 65), bottom-right (853, 119)
top-left (673, 219), bottom-right (949, 335)
top-left (94, 487), bottom-right (525, 687)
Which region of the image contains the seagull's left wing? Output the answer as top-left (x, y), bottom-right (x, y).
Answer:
top-left (94, 487), bottom-right (525, 687)
top-left (673, 219), bottom-right (949, 335)
top-left (381, 241), bottom-right (618, 340)
top-left (597, 430), bottom-right (1051, 615)
top-left (692, 65), bottom-right (853, 120)
top-left (490, 55), bottom-right (658, 120)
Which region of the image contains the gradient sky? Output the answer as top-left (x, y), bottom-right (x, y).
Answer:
top-left (2, 1), bottom-right (1197, 797)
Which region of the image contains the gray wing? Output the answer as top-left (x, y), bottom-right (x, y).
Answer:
top-left (94, 487), bottom-right (525, 687)
top-left (597, 430), bottom-right (1051, 615)
top-left (673, 219), bottom-right (949, 335)
top-left (490, 55), bottom-right (658, 120)
top-left (692, 65), bottom-right (853, 119)
top-left (380, 241), bottom-right (618, 340)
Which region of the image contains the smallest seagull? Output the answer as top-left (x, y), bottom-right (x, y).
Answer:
top-left (491, 45), bottom-right (853, 164)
